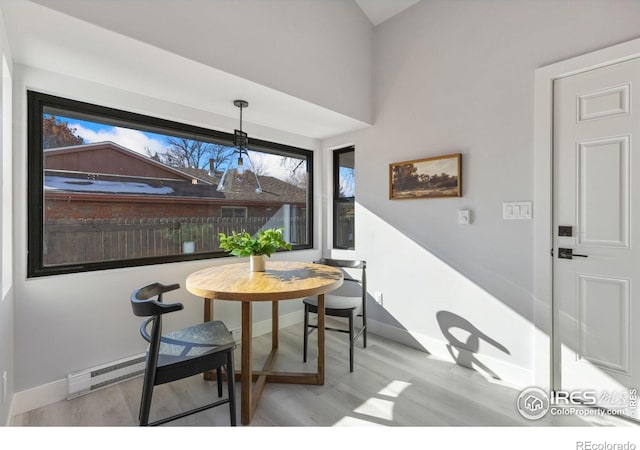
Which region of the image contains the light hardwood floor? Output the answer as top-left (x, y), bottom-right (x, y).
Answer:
top-left (11, 321), bottom-right (638, 427)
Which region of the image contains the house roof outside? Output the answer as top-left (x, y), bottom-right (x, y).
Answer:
top-left (45, 141), bottom-right (210, 183)
top-left (44, 141), bottom-right (307, 205)
top-left (176, 166), bottom-right (307, 203)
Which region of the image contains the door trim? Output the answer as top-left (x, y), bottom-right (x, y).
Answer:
top-left (533, 37), bottom-right (640, 391)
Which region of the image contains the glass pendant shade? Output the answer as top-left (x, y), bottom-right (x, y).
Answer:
top-left (216, 99), bottom-right (263, 194)
top-left (216, 148), bottom-right (263, 194)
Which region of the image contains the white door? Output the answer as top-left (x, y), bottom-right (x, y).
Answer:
top-left (554, 57), bottom-right (640, 418)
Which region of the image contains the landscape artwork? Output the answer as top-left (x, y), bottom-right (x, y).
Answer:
top-left (389, 153), bottom-right (461, 199)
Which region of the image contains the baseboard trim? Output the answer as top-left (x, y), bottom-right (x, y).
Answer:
top-left (11, 310), bottom-right (305, 417)
top-left (11, 312), bottom-right (532, 417)
top-left (11, 378), bottom-right (67, 417)
top-left (368, 319), bottom-right (533, 389)
top-left (4, 394), bottom-right (15, 426)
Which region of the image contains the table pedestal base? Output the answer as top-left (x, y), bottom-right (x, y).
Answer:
top-left (205, 295), bottom-right (325, 425)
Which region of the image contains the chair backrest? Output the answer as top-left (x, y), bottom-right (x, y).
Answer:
top-left (130, 282), bottom-right (183, 317)
top-left (314, 258), bottom-right (366, 282)
top-left (315, 258), bottom-right (365, 271)
top-left (314, 258), bottom-right (367, 300)
top-left (130, 283), bottom-right (186, 387)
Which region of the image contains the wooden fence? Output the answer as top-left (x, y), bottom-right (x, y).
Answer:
top-left (43, 216), bottom-right (308, 266)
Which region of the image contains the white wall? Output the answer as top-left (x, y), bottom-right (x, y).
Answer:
top-left (0, 6), bottom-right (12, 425)
top-left (324, 0), bottom-right (640, 387)
top-left (27, 0), bottom-right (373, 124)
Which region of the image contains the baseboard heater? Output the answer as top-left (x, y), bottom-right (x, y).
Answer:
top-left (67, 353), bottom-right (146, 399)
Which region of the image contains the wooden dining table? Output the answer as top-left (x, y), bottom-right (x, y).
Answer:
top-left (185, 260), bottom-right (344, 425)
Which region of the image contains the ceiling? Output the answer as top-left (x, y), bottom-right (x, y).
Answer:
top-left (1, 0), bottom-right (372, 141)
top-left (355, 0), bottom-right (421, 26)
top-left (0, 0), bottom-right (422, 141)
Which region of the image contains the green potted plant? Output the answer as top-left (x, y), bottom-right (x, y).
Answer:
top-left (218, 227), bottom-right (292, 271)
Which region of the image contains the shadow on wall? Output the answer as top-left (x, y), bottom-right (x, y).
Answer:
top-left (436, 310), bottom-right (509, 381)
top-left (366, 292), bottom-right (431, 354)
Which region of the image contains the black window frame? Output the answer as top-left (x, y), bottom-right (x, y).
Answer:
top-left (27, 91), bottom-right (314, 277)
top-left (332, 146), bottom-right (355, 250)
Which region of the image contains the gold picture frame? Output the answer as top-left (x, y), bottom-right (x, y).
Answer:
top-left (389, 153), bottom-right (462, 199)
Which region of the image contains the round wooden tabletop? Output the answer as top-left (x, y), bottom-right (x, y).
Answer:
top-left (186, 260), bottom-right (344, 301)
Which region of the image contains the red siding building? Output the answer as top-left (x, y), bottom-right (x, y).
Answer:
top-left (42, 142), bottom-right (308, 264)
top-left (44, 141), bottom-right (307, 220)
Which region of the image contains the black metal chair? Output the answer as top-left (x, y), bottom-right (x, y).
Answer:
top-left (130, 282), bottom-right (237, 426)
top-left (303, 258), bottom-right (367, 372)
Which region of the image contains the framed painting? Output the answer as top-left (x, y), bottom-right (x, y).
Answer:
top-left (389, 153), bottom-right (462, 199)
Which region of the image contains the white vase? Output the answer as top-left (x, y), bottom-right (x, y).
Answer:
top-left (250, 254), bottom-right (266, 272)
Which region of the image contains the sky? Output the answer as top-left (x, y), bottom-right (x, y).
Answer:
top-left (65, 117), bottom-right (177, 158)
top-left (57, 115), bottom-right (305, 183)
top-left (339, 166), bottom-right (355, 197)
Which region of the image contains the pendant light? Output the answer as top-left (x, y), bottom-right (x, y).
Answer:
top-left (216, 100), bottom-right (263, 194)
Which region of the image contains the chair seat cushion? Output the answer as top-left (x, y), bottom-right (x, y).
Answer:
top-left (159, 320), bottom-right (235, 358)
top-left (303, 278), bottom-right (363, 311)
top-left (303, 294), bottom-right (361, 311)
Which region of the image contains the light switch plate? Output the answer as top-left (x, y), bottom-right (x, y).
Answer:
top-left (503, 201), bottom-right (532, 220)
top-left (458, 209), bottom-right (470, 225)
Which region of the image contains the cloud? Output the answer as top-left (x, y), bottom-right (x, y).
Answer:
top-left (71, 123), bottom-right (166, 157)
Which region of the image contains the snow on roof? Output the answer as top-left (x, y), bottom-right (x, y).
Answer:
top-left (45, 175), bottom-right (174, 195)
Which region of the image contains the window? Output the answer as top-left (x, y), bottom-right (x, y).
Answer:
top-left (333, 146), bottom-right (354, 250)
top-left (28, 91), bottom-right (313, 277)
top-left (221, 207), bottom-right (248, 218)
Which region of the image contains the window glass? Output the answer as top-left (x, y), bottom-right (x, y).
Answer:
top-left (28, 92), bottom-right (313, 276)
top-left (221, 207), bottom-right (248, 218)
top-left (333, 147), bottom-right (354, 250)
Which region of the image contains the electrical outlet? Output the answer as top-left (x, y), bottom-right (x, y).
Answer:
top-left (374, 292), bottom-right (383, 306)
